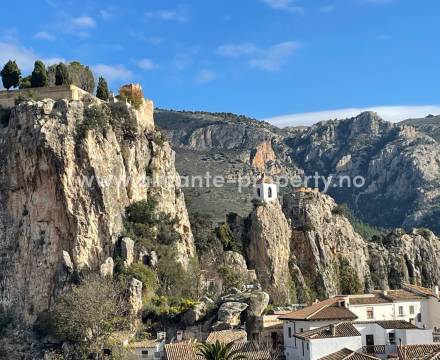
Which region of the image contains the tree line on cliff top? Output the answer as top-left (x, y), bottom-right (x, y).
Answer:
top-left (0, 60), bottom-right (110, 101)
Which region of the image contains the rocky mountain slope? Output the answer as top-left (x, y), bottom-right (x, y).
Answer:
top-left (0, 98), bottom-right (195, 325)
top-left (156, 109), bottom-right (440, 233)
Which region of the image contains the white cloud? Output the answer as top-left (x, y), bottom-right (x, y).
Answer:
top-left (265, 106), bottom-right (440, 128)
top-left (195, 69), bottom-right (216, 84)
top-left (34, 31), bottom-right (55, 41)
top-left (261, 0), bottom-right (305, 14)
top-left (249, 41), bottom-right (302, 71)
top-left (0, 42), bottom-right (63, 72)
top-left (217, 43), bottom-right (258, 58)
top-left (136, 59), bottom-right (158, 71)
top-left (70, 16), bottom-right (96, 29)
top-left (99, 9), bottom-right (114, 21)
top-left (145, 6), bottom-right (189, 23)
top-left (92, 64), bottom-right (133, 82)
top-left (217, 41), bottom-right (302, 71)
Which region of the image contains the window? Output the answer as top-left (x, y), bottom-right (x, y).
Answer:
top-left (398, 306), bottom-right (404, 316)
top-left (257, 188), bottom-right (261, 197)
top-left (389, 332), bottom-right (396, 345)
top-left (367, 307), bottom-right (374, 319)
top-left (300, 328), bottom-right (303, 333)
top-left (410, 305), bottom-right (415, 315)
top-left (268, 187), bottom-right (273, 198)
top-left (141, 350), bottom-right (149, 358)
top-left (288, 327), bottom-right (292, 338)
top-left (417, 313), bottom-right (422, 322)
top-left (302, 341), bottom-right (305, 356)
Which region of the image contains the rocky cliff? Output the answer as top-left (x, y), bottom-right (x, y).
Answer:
top-left (0, 98), bottom-right (195, 324)
top-left (247, 200), bottom-right (292, 304)
top-left (368, 228), bottom-right (440, 290)
top-left (157, 110), bottom-right (440, 234)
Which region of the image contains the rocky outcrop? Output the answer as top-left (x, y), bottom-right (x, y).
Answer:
top-left (250, 140), bottom-right (276, 171)
top-left (0, 98), bottom-right (195, 324)
top-left (247, 200), bottom-right (292, 304)
top-left (368, 229), bottom-right (440, 289)
top-left (284, 191), bottom-right (372, 298)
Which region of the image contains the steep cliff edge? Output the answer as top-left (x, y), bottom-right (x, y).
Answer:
top-left (283, 191), bottom-right (372, 299)
top-left (0, 98), bottom-right (195, 324)
top-left (247, 200), bottom-right (292, 304)
top-left (368, 229), bottom-right (440, 290)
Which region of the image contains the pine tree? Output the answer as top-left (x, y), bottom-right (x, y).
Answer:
top-left (1, 60), bottom-right (21, 90)
top-left (96, 76), bottom-right (110, 100)
top-left (55, 63), bottom-right (71, 86)
top-left (30, 60), bottom-right (48, 87)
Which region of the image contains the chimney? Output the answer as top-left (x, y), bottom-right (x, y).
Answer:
top-left (329, 324), bottom-right (336, 336)
top-left (434, 286), bottom-right (439, 297)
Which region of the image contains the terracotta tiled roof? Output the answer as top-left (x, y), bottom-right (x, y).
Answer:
top-left (295, 322), bottom-right (360, 340)
top-left (206, 329), bottom-right (247, 344)
top-left (403, 283), bottom-right (438, 298)
top-left (165, 342), bottom-right (202, 360)
top-left (319, 348), bottom-right (380, 360)
top-left (397, 344), bottom-right (440, 360)
top-left (382, 289), bottom-right (425, 301)
top-left (279, 298), bottom-right (358, 321)
top-left (164, 341), bottom-right (272, 360)
top-left (354, 320), bottom-right (419, 329)
top-left (348, 294), bottom-right (391, 305)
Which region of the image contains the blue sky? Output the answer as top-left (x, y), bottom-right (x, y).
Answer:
top-left (2, 0), bottom-right (440, 125)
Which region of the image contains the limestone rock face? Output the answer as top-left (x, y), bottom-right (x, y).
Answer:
top-left (368, 229), bottom-right (440, 289)
top-left (100, 257), bottom-right (114, 278)
top-left (217, 302), bottom-right (248, 326)
top-left (283, 191), bottom-right (372, 298)
top-left (0, 99), bottom-right (195, 324)
top-left (128, 278), bottom-right (143, 316)
top-left (250, 140), bottom-right (276, 171)
top-left (247, 200), bottom-right (292, 304)
top-left (121, 237), bottom-right (135, 267)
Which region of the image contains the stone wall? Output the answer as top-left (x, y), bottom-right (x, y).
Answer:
top-left (0, 85), bottom-right (96, 108)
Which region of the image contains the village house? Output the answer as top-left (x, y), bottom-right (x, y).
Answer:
top-left (284, 320), bottom-right (432, 360)
top-left (280, 284), bottom-right (440, 360)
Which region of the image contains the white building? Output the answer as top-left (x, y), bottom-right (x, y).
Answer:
top-left (255, 174), bottom-right (277, 202)
top-left (284, 321), bottom-right (433, 360)
top-left (280, 285), bottom-right (440, 360)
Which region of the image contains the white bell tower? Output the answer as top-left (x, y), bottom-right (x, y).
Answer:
top-left (254, 174), bottom-right (277, 202)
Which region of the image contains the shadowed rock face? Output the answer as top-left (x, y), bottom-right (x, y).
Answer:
top-left (0, 99), bottom-right (194, 324)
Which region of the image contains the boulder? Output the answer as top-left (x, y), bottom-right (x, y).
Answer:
top-left (217, 302), bottom-right (248, 326)
top-left (100, 257), bottom-right (114, 277)
top-left (182, 302), bottom-right (208, 326)
top-left (150, 251), bottom-right (158, 267)
top-left (128, 278), bottom-right (143, 316)
top-left (246, 291), bottom-right (269, 317)
top-left (121, 237), bottom-right (135, 266)
top-left (62, 251), bottom-right (73, 273)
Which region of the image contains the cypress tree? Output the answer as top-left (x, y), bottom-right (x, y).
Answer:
top-left (30, 60), bottom-right (48, 87)
top-left (96, 76), bottom-right (110, 100)
top-left (1, 60), bottom-right (21, 90)
top-left (55, 63), bottom-right (71, 86)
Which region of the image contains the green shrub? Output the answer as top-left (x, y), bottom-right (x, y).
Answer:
top-left (0, 307), bottom-right (13, 335)
top-left (80, 104), bottom-right (110, 137)
top-left (338, 257), bottom-right (362, 295)
top-left (218, 266), bottom-right (244, 291)
top-left (153, 129), bottom-right (167, 146)
top-left (33, 310), bottom-right (55, 338)
top-left (125, 263), bottom-right (157, 292)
